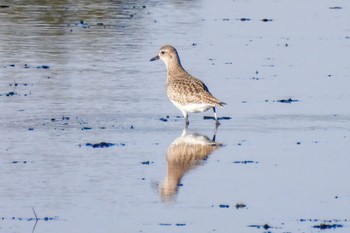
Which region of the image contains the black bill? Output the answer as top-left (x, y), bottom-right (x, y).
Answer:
top-left (150, 55), bottom-right (160, 61)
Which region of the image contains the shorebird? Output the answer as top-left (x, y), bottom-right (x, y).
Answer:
top-left (150, 45), bottom-right (226, 126)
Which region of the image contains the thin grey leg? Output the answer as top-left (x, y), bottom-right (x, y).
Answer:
top-left (181, 126), bottom-right (188, 136)
top-left (212, 119), bottom-right (220, 141)
top-left (182, 110), bottom-right (189, 126)
top-left (213, 107), bottom-right (220, 125)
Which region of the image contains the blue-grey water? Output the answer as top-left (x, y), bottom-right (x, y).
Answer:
top-left (1, 0), bottom-right (350, 232)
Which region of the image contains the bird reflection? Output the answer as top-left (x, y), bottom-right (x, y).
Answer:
top-left (160, 126), bottom-right (222, 201)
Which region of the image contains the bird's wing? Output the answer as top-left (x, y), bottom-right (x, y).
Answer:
top-left (167, 76), bottom-right (223, 106)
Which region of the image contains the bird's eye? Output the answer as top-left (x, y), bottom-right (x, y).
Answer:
top-left (161, 51), bottom-right (165, 55)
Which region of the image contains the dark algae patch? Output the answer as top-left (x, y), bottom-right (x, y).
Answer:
top-left (299, 219), bottom-right (346, 230)
top-left (203, 116), bottom-right (231, 120)
top-left (313, 223), bottom-right (343, 229)
top-left (175, 223), bottom-right (186, 226)
top-left (159, 223), bottom-right (186, 226)
top-left (235, 203), bottom-right (247, 209)
top-left (36, 65), bottom-right (50, 69)
top-left (159, 223), bottom-right (172, 226)
top-left (141, 161), bottom-right (154, 165)
top-left (233, 160), bottom-right (258, 164)
top-left (2, 207), bottom-right (58, 233)
top-left (159, 116), bottom-right (168, 122)
top-left (23, 64), bottom-right (50, 69)
top-left (12, 161), bottom-right (33, 164)
top-left (159, 115), bottom-right (182, 122)
top-left (264, 98), bottom-right (299, 103)
top-left (74, 20), bottom-right (89, 28)
top-left (276, 98), bottom-right (299, 103)
top-left (85, 142), bottom-right (125, 148)
top-left (4, 63), bottom-right (50, 70)
top-left (2, 91), bottom-right (18, 97)
top-left (248, 224), bottom-right (273, 230)
top-left (329, 6), bottom-right (342, 9)
top-left (1, 81), bottom-right (33, 97)
top-left (1, 216), bottom-right (58, 221)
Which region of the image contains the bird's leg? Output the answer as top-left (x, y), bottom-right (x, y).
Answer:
top-left (181, 126), bottom-right (188, 136)
top-left (213, 115), bottom-right (220, 141)
top-left (212, 126), bottom-right (217, 142)
top-left (213, 107), bottom-right (220, 125)
top-left (182, 110), bottom-right (189, 127)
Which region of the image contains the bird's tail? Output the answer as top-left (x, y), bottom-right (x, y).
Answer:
top-left (217, 101), bottom-right (226, 108)
top-left (205, 94), bottom-right (226, 108)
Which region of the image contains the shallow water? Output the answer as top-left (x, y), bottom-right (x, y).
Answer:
top-left (1, 0), bottom-right (350, 232)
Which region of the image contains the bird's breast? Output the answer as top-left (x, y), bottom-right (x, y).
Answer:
top-left (169, 100), bottom-right (213, 113)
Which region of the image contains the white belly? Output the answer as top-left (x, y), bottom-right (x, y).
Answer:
top-left (170, 100), bottom-right (213, 113)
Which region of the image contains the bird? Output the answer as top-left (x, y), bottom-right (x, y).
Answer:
top-left (150, 45), bottom-right (226, 126)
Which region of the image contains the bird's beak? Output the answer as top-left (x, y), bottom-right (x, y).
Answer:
top-left (150, 55), bottom-right (159, 61)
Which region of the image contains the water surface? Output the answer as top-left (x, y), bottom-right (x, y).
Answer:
top-left (1, 0), bottom-right (350, 232)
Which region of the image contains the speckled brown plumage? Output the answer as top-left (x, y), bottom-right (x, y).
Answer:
top-left (167, 73), bottom-right (225, 107)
